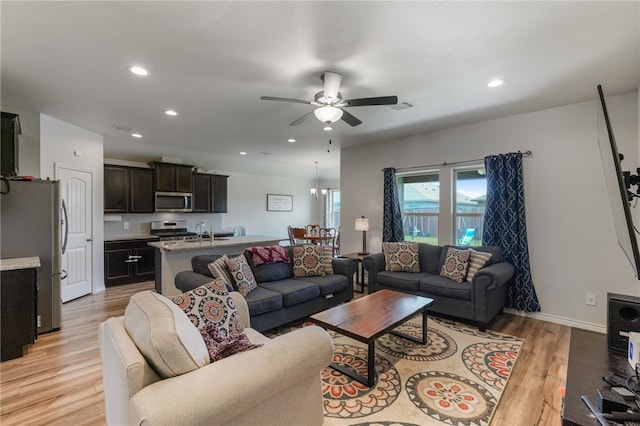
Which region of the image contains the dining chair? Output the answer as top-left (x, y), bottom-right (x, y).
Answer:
top-left (320, 227), bottom-right (337, 255)
top-left (288, 226), bottom-right (306, 245)
top-left (306, 224), bottom-right (321, 238)
top-left (332, 228), bottom-right (341, 256)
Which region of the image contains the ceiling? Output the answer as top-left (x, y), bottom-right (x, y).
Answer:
top-left (1, 1), bottom-right (639, 180)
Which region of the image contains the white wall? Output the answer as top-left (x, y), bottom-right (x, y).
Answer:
top-left (40, 114), bottom-right (105, 294)
top-left (341, 91), bottom-right (639, 331)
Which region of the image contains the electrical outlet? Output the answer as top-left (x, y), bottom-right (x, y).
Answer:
top-left (37, 315), bottom-right (41, 327)
top-left (585, 292), bottom-right (597, 306)
top-left (123, 222), bottom-right (129, 230)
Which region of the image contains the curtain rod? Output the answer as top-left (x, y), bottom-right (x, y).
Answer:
top-left (385, 150), bottom-right (533, 173)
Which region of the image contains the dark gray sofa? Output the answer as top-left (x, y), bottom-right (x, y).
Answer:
top-left (174, 245), bottom-right (357, 332)
top-left (364, 243), bottom-right (514, 331)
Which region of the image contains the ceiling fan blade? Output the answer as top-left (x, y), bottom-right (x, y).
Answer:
top-left (289, 111), bottom-right (314, 126)
top-left (260, 96), bottom-right (311, 105)
top-left (340, 109), bottom-right (362, 127)
top-left (344, 96), bottom-right (398, 107)
top-left (321, 72), bottom-right (342, 103)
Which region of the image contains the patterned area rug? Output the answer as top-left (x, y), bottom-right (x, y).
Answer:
top-left (267, 315), bottom-right (523, 426)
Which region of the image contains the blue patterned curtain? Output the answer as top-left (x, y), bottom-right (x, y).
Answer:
top-left (383, 168), bottom-right (404, 242)
top-left (483, 153), bottom-right (540, 312)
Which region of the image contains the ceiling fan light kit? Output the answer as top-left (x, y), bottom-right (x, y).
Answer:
top-left (314, 106), bottom-right (343, 123)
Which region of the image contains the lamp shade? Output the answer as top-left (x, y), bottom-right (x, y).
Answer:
top-left (355, 217), bottom-right (369, 231)
top-left (314, 106), bottom-right (343, 123)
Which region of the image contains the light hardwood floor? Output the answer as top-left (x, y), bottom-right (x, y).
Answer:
top-left (0, 282), bottom-right (570, 425)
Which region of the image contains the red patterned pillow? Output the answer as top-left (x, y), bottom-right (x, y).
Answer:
top-left (292, 245), bottom-right (326, 277)
top-left (199, 323), bottom-right (262, 362)
top-left (246, 245), bottom-right (290, 266)
top-left (170, 278), bottom-right (244, 337)
top-left (439, 247), bottom-right (470, 283)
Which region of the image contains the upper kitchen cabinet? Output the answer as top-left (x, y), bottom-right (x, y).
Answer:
top-left (149, 162), bottom-right (193, 192)
top-left (104, 165), bottom-right (154, 213)
top-left (192, 173), bottom-right (228, 213)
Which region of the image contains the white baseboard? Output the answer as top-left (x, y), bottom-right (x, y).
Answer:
top-left (503, 308), bottom-right (606, 334)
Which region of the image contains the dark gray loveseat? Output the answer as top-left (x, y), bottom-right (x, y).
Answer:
top-left (364, 244), bottom-right (514, 331)
top-left (174, 246), bottom-right (357, 332)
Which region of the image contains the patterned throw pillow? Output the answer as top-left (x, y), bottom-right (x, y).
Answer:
top-left (383, 242), bottom-right (420, 272)
top-left (225, 254), bottom-right (258, 297)
top-left (292, 245), bottom-right (326, 277)
top-left (170, 278), bottom-right (244, 337)
top-left (246, 245), bottom-right (290, 266)
top-left (439, 247), bottom-right (471, 283)
top-left (466, 249), bottom-right (493, 283)
top-left (318, 245), bottom-right (334, 274)
top-left (207, 255), bottom-right (233, 283)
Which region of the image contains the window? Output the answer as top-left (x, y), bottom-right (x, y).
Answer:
top-left (454, 169), bottom-right (486, 245)
top-left (325, 189), bottom-right (340, 230)
top-left (397, 172), bottom-right (439, 244)
top-left (397, 166), bottom-right (486, 245)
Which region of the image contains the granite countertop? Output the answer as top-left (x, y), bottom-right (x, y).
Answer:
top-left (104, 234), bottom-right (159, 242)
top-left (0, 257), bottom-right (41, 271)
top-left (148, 235), bottom-right (285, 252)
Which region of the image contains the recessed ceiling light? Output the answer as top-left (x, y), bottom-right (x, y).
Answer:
top-left (288, 138), bottom-right (296, 143)
top-left (164, 110), bottom-right (178, 116)
top-left (129, 66), bottom-right (148, 76)
top-left (488, 79), bottom-right (505, 88)
top-left (239, 151), bottom-right (247, 155)
top-left (323, 126), bottom-right (332, 131)
top-left (131, 133), bottom-right (142, 138)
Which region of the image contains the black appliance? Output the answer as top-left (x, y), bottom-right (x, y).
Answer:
top-left (150, 220), bottom-right (197, 241)
top-left (1, 112), bottom-right (21, 177)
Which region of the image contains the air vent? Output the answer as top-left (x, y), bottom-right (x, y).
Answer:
top-left (113, 124), bottom-right (133, 131)
top-left (258, 152), bottom-right (271, 156)
top-left (389, 100), bottom-right (416, 111)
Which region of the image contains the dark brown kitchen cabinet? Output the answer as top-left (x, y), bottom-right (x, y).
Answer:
top-left (104, 239), bottom-right (157, 286)
top-left (1, 267), bottom-right (37, 361)
top-left (149, 162), bottom-right (193, 193)
top-left (104, 165), bottom-right (153, 213)
top-left (192, 173), bottom-right (228, 213)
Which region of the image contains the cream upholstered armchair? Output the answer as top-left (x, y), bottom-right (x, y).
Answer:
top-left (98, 290), bottom-right (333, 426)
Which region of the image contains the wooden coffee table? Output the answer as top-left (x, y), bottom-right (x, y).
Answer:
top-left (309, 289), bottom-right (434, 387)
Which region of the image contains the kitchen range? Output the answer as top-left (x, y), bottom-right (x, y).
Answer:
top-left (150, 220), bottom-right (197, 241)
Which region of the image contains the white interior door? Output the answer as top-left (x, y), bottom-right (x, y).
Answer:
top-left (57, 166), bottom-right (93, 302)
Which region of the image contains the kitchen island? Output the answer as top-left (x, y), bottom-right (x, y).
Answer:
top-left (149, 235), bottom-right (284, 296)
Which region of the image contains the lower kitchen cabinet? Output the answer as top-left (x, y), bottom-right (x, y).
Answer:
top-left (104, 239), bottom-right (156, 286)
top-left (1, 266), bottom-right (37, 361)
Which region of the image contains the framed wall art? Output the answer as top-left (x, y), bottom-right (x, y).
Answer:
top-left (267, 194), bottom-right (293, 211)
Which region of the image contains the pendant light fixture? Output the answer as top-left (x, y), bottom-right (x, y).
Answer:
top-left (310, 161), bottom-right (328, 199)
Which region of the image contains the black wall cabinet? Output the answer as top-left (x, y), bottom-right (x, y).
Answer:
top-left (104, 165), bottom-right (153, 213)
top-left (192, 173), bottom-right (228, 213)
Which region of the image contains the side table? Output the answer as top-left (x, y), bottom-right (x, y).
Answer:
top-left (338, 252), bottom-right (366, 293)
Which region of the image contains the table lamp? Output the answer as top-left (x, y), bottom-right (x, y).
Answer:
top-left (355, 216), bottom-right (369, 255)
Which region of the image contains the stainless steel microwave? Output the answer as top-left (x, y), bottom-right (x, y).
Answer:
top-left (155, 192), bottom-right (192, 212)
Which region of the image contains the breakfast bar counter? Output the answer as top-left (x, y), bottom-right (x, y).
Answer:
top-left (149, 235), bottom-right (284, 296)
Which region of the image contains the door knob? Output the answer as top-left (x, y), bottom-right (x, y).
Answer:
top-left (86, 238), bottom-right (93, 242)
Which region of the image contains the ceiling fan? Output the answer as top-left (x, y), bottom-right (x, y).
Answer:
top-left (260, 71), bottom-right (398, 128)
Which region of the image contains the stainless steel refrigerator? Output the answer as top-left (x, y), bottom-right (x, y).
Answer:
top-left (1, 179), bottom-right (66, 333)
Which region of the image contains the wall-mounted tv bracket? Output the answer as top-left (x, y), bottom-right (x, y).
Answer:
top-left (620, 154), bottom-right (640, 200)
top-left (623, 169), bottom-right (640, 200)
